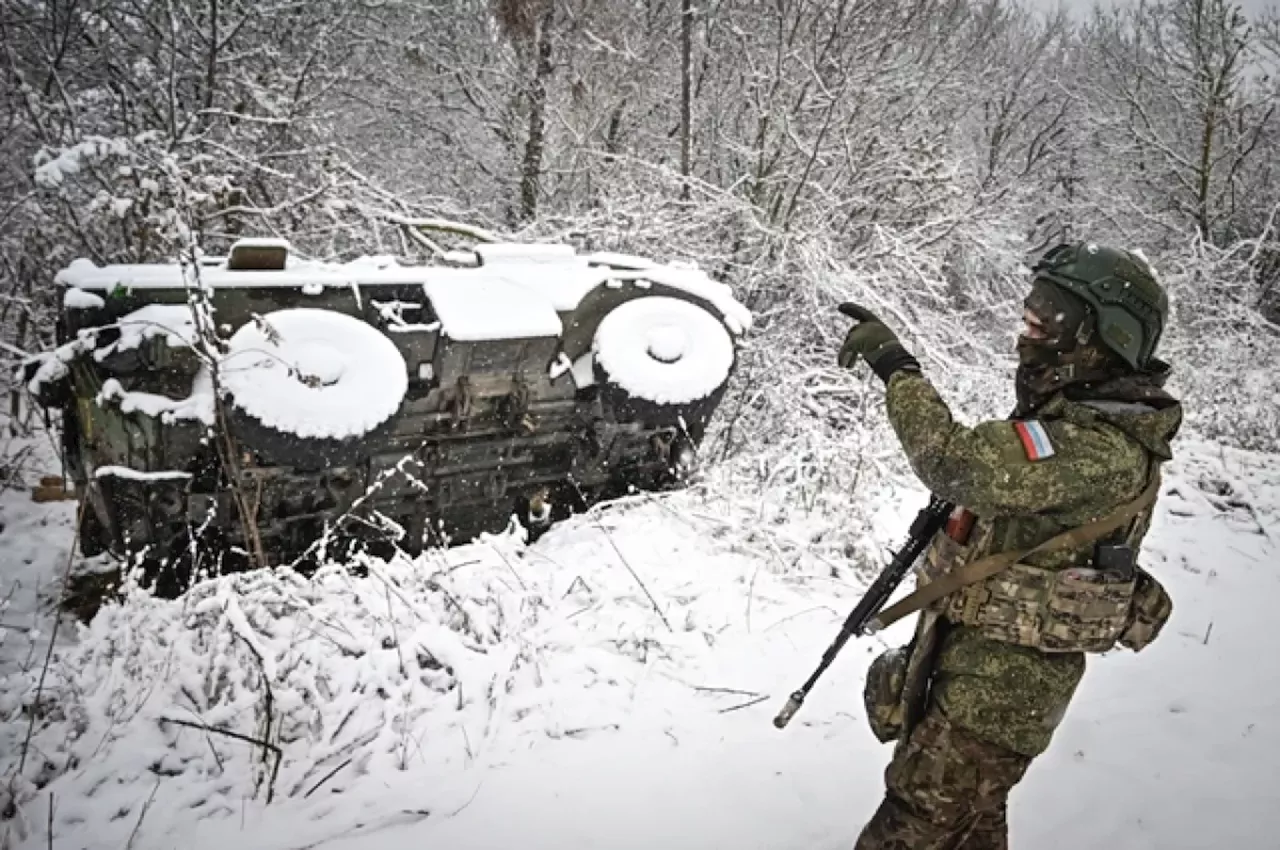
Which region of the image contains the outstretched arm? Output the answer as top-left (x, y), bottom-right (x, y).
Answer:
top-left (883, 370), bottom-right (1147, 518)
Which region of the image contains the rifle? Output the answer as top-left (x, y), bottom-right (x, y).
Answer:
top-left (772, 495), bottom-right (954, 729)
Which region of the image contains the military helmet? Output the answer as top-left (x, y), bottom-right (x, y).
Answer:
top-left (1030, 241), bottom-right (1167, 369)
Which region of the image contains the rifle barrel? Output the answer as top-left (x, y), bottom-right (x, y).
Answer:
top-left (771, 495), bottom-right (954, 729)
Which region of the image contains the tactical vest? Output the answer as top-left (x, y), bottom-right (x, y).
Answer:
top-left (921, 500), bottom-right (1167, 653)
top-left (875, 401), bottom-right (1175, 655)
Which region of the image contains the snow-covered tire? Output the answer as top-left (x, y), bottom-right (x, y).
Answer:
top-left (220, 308), bottom-right (408, 468)
top-left (591, 296), bottom-right (735, 433)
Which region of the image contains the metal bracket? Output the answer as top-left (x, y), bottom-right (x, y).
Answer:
top-left (500, 377), bottom-right (535, 434)
top-left (449, 376), bottom-right (473, 429)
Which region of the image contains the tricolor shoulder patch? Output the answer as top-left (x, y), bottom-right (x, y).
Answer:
top-left (1013, 419), bottom-right (1055, 461)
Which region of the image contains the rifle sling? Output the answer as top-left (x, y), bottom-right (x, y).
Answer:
top-left (868, 475), bottom-right (1161, 633)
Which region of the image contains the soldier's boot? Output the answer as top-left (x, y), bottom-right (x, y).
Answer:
top-left (853, 709), bottom-right (1030, 850)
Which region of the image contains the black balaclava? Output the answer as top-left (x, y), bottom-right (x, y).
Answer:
top-left (1014, 277), bottom-right (1126, 415)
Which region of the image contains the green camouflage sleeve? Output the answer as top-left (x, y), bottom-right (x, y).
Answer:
top-left (882, 370), bottom-right (1147, 518)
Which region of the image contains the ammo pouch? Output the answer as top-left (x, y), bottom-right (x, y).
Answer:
top-left (944, 560), bottom-right (1174, 653)
top-left (863, 645), bottom-right (911, 743)
top-left (867, 474), bottom-right (1170, 655)
top-left (946, 564), bottom-right (1140, 653)
top-left (1118, 567), bottom-right (1174, 651)
top-left (863, 608), bottom-right (946, 744)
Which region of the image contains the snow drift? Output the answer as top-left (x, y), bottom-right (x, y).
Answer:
top-left (1, 435), bottom-right (1277, 850)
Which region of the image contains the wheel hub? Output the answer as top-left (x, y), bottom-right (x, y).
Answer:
top-left (291, 340), bottom-right (346, 387)
top-left (645, 324), bottom-right (688, 364)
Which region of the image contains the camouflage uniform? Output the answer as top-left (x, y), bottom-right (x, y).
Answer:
top-left (838, 244), bottom-right (1183, 850)
top-left (854, 368), bottom-right (1182, 850)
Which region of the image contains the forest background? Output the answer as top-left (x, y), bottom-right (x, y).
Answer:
top-left (2, 0), bottom-right (1279, 519)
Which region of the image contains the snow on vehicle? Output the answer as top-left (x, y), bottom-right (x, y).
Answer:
top-left (24, 237), bottom-right (752, 586)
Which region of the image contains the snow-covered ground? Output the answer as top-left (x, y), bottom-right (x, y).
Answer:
top-left (1, 435), bottom-right (1277, 850)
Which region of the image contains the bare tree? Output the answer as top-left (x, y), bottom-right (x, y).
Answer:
top-left (493, 0), bottom-right (556, 223)
top-left (5, 0), bottom-right (1279, 463)
top-left (1080, 0), bottom-right (1277, 248)
top-left (680, 0), bottom-right (694, 199)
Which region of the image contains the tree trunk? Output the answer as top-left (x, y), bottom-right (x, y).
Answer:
top-left (519, 5), bottom-right (555, 222)
top-left (1197, 106), bottom-right (1216, 242)
top-left (679, 0), bottom-right (693, 199)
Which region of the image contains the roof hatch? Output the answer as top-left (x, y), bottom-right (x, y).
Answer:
top-left (227, 237), bottom-right (291, 271)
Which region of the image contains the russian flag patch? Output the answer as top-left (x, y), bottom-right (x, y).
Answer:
top-left (1014, 420), bottom-right (1055, 461)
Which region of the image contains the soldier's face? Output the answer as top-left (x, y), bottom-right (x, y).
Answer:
top-left (1020, 279), bottom-right (1086, 350)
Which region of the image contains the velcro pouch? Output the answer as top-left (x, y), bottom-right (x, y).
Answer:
top-left (950, 563), bottom-right (1138, 653)
top-left (1117, 568), bottom-right (1174, 652)
top-left (863, 645), bottom-right (911, 743)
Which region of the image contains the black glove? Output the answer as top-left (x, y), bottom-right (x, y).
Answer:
top-left (837, 303), bottom-right (920, 384)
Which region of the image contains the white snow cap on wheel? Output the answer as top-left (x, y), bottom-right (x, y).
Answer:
top-left (220, 308), bottom-right (408, 440)
top-left (592, 296), bottom-right (734, 405)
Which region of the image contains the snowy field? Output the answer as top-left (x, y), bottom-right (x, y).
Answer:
top-left (1, 436), bottom-right (1277, 850)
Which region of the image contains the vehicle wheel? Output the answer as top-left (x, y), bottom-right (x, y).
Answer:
top-left (218, 308), bottom-right (409, 469)
top-left (591, 296), bottom-right (735, 433)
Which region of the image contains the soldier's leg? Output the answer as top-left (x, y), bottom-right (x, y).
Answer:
top-left (958, 804), bottom-right (1009, 850)
top-left (853, 705), bottom-right (1032, 850)
top-left (855, 626), bottom-right (1086, 850)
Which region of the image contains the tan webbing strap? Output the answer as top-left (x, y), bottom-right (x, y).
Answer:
top-left (867, 474), bottom-right (1162, 633)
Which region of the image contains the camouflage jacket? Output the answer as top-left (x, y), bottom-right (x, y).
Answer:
top-left (883, 367), bottom-right (1182, 641)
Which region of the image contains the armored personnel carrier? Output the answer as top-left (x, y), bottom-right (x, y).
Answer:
top-left (25, 238), bottom-right (751, 581)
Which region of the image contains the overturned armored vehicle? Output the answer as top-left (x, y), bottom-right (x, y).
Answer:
top-left (26, 239), bottom-right (751, 583)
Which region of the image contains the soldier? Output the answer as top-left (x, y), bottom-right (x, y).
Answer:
top-left (836, 242), bottom-right (1183, 849)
